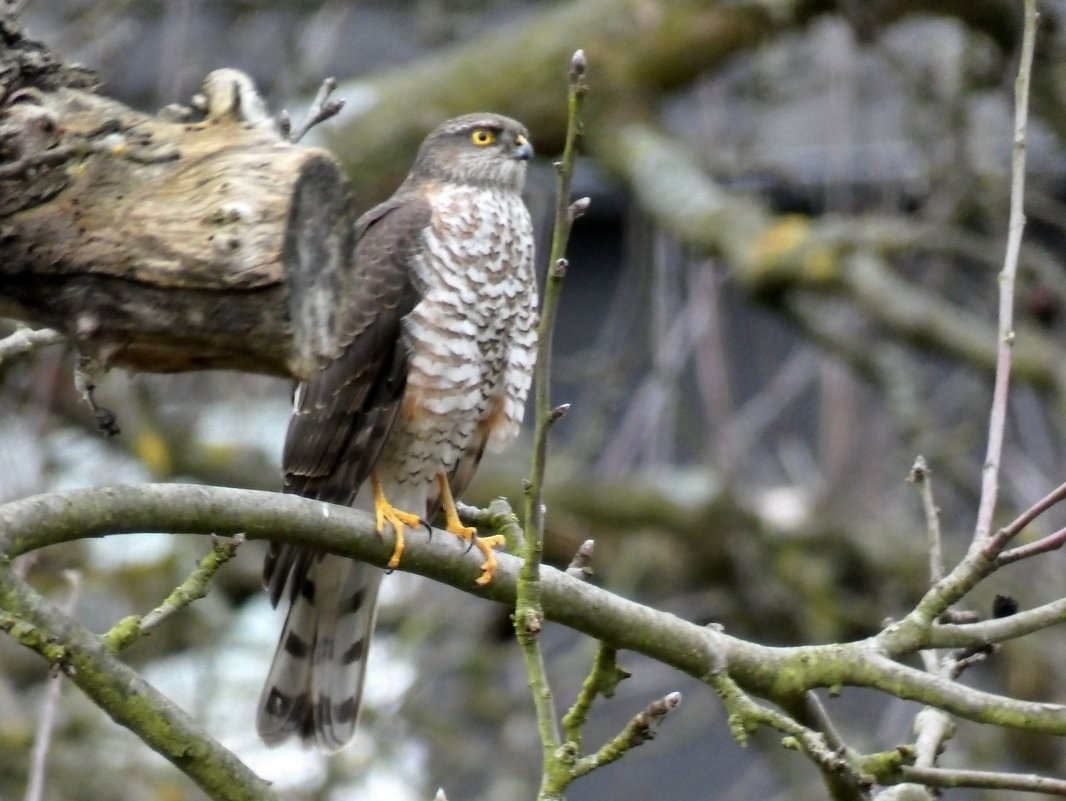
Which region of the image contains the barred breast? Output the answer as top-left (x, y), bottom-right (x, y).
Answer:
top-left (376, 182), bottom-right (537, 496)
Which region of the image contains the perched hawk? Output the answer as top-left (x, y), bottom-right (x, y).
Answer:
top-left (257, 113), bottom-right (538, 751)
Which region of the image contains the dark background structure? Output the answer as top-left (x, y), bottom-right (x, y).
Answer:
top-left (4, 1), bottom-right (1066, 799)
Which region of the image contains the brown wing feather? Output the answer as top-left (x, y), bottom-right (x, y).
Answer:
top-left (264, 193), bottom-right (430, 604)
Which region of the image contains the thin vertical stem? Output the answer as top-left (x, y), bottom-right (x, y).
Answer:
top-left (24, 571), bottom-right (81, 801)
top-left (514, 50), bottom-right (589, 794)
top-left (972, 0), bottom-right (1038, 548)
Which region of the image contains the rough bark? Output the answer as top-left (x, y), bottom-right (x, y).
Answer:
top-left (0, 21), bottom-right (354, 379)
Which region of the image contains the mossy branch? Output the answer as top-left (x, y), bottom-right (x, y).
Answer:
top-left (560, 643), bottom-right (629, 747)
top-left (103, 533), bottom-right (244, 651)
top-left (0, 560), bottom-right (279, 801)
top-left (7, 481), bottom-right (1066, 800)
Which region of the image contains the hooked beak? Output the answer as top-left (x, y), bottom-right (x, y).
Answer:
top-left (514, 133), bottom-right (534, 161)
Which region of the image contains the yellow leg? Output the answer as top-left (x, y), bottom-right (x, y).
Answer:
top-left (372, 474), bottom-right (426, 569)
top-left (437, 473), bottom-right (506, 585)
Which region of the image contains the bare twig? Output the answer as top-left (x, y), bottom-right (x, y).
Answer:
top-left (889, 0), bottom-right (1044, 632)
top-left (709, 668), bottom-right (868, 786)
top-left (894, 765), bottom-right (1066, 796)
top-left (103, 535), bottom-right (244, 652)
top-left (565, 539), bottom-right (595, 581)
top-left (282, 77), bottom-right (344, 143)
top-left (971, 0), bottom-right (1038, 548)
top-left (998, 525), bottom-right (1066, 564)
top-left (561, 643), bottom-right (629, 746)
top-left (907, 456), bottom-right (943, 583)
top-left (516, 48), bottom-right (588, 794)
top-left (927, 596), bottom-right (1066, 648)
top-left (571, 691), bottom-right (681, 778)
top-left (24, 570), bottom-right (81, 801)
top-left (907, 705), bottom-right (955, 794)
top-left (986, 479), bottom-right (1066, 557)
top-left (904, 453), bottom-right (956, 782)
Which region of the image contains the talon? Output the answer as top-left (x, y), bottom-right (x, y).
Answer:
top-left (437, 474), bottom-right (507, 585)
top-left (372, 474), bottom-right (425, 569)
top-left (470, 533), bottom-right (507, 585)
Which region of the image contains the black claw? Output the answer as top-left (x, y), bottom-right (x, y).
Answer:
top-left (421, 519), bottom-right (433, 540)
top-left (463, 537), bottom-right (476, 555)
top-left (94, 407), bottom-right (121, 437)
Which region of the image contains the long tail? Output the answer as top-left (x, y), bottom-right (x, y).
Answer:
top-left (256, 553), bottom-right (383, 751)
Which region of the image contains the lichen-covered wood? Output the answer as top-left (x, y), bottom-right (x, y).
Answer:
top-left (0, 21), bottom-right (354, 379)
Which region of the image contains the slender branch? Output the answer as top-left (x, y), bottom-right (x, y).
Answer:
top-left (994, 480), bottom-right (1066, 544)
top-left (708, 669), bottom-right (868, 786)
top-left (525, 49), bottom-right (589, 556)
top-left (103, 534), bottom-right (244, 651)
top-left (777, 691), bottom-right (869, 801)
top-left (903, 456), bottom-right (956, 787)
top-left (998, 526), bottom-right (1066, 564)
top-left (24, 570), bottom-right (80, 801)
top-left (971, 0), bottom-right (1038, 548)
top-left (910, 705), bottom-right (955, 771)
top-left (893, 765), bottom-right (1066, 796)
top-left (890, 0), bottom-right (1043, 630)
top-left (564, 539), bottom-right (595, 581)
top-left (907, 456), bottom-right (943, 584)
top-left (926, 597), bottom-right (1066, 648)
top-left (570, 691), bottom-right (682, 779)
top-left (517, 48), bottom-right (588, 793)
top-left (986, 479), bottom-right (1066, 557)
top-left (280, 76), bottom-right (345, 143)
top-left (561, 643), bottom-right (629, 747)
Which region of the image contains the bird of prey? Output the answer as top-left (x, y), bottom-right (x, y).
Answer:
top-left (256, 113), bottom-right (538, 751)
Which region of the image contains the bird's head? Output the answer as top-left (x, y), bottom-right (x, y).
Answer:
top-left (408, 112), bottom-right (533, 192)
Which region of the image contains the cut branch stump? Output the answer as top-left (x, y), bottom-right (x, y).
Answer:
top-left (1, 23), bottom-right (355, 379)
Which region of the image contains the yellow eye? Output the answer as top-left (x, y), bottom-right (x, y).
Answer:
top-left (470, 128), bottom-right (496, 146)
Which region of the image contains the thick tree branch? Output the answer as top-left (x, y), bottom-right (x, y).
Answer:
top-left (4, 483), bottom-right (1066, 738)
